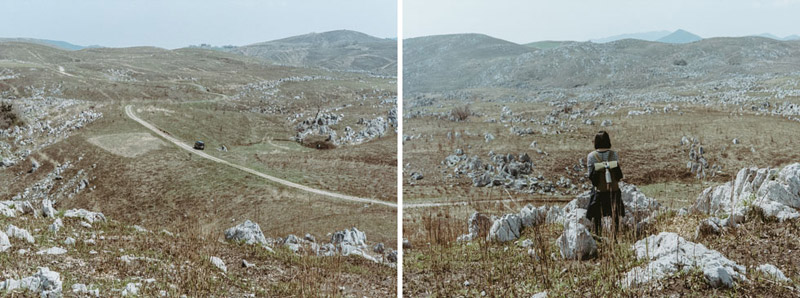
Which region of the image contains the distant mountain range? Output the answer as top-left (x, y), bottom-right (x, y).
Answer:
top-left (405, 33), bottom-right (800, 94)
top-left (590, 29), bottom-right (701, 44)
top-left (0, 38), bottom-right (100, 50)
top-left (656, 29), bottom-right (703, 44)
top-left (591, 29), bottom-right (800, 44)
top-left (590, 31), bottom-right (673, 43)
top-left (754, 33), bottom-right (800, 41)
top-left (0, 30), bottom-right (397, 75)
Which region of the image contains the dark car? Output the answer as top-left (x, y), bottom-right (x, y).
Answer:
top-left (193, 141), bottom-right (205, 150)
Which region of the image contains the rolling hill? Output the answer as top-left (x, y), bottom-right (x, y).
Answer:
top-left (590, 30), bottom-right (672, 43)
top-left (224, 30), bottom-right (397, 75)
top-left (404, 33), bottom-right (800, 94)
top-left (0, 37), bottom-right (98, 50)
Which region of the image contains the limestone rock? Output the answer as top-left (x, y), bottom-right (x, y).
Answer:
top-left (620, 232), bottom-right (746, 288)
top-left (36, 247), bottom-right (67, 255)
top-left (42, 199), bottom-right (56, 218)
top-left (487, 214), bottom-right (522, 243)
top-left (695, 164), bottom-right (800, 223)
top-left (756, 264), bottom-right (790, 282)
top-left (0, 231), bottom-right (10, 252)
top-left (48, 219), bottom-right (63, 233)
top-left (0, 267), bottom-right (62, 298)
top-left (373, 243), bottom-right (385, 254)
top-left (531, 291), bottom-right (548, 298)
top-left (224, 220), bottom-right (268, 246)
top-left (64, 209), bottom-right (106, 224)
top-left (519, 204), bottom-right (547, 228)
top-left (71, 283), bottom-right (100, 296)
top-left (121, 282), bottom-right (139, 296)
top-left (210, 256), bottom-right (227, 273)
top-left (545, 205), bottom-right (565, 224)
top-left (6, 225), bottom-right (34, 243)
top-left (330, 227), bottom-right (367, 247)
top-left (695, 217), bottom-right (723, 239)
top-left (556, 221), bottom-right (597, 260)
top-left (386, 249), bottom-right (397, 263)
top-left (457, 212), bottom-right (492, 242)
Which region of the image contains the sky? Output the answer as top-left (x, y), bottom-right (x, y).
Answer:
top-left (0, 0), bottom-right (396, 49)
top-left (405, 0), bottom-right (800, 43)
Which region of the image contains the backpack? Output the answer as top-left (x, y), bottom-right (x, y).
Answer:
top-left (591, 150), bottom-right (623, 192)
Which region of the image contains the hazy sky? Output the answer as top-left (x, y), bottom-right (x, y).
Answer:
top-left (0, 0), bottom-right (396, 49)
top-left (405, 0), bottom-right (800, 43)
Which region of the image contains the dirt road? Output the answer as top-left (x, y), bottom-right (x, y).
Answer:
top-left (125, 105), bottom-right (397, 208)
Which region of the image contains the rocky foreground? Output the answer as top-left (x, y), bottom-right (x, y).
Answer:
top-left (453, 163), bottom-right (800, 292)
top-left (0, 198), bottom-right (395, 297)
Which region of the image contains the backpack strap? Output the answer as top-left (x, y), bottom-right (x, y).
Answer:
top-left (593, 151), bottom-right (604, 163)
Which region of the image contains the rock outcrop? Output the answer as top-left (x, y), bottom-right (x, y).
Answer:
top-left (0, 267), bottom-right (63, 297)
top-left (224, 220), bottom-right (270, 246)
top-left (457, 182), bottom-right (659, 246)
top-left (487, 214), bottom-right (522, 243)
top-left (63, 209), bottom-right (106, 224)
top-left (0, 231), bottom-right (10, 252)
top-left (210, 256), bottom-right (227, 273)
top-left (556, 221), bottom-right (597, 260)
top-left (621, 232), bottom-right (746, 288)
top-left (756, 264), bottom-right (790, 282)
top-left (694, 164), bottom-right (800, 223)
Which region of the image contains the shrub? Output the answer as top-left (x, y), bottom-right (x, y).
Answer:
top-left (0, 102), bottom-right (23, 129)
top-left (450, 105), bottom-right (470, 121)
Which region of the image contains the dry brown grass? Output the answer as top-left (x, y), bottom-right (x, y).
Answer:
top-left (404, 100), bottom-right (800, 205)
top-left (0, 211), bottom-right (395, 296)
top-left (404, 206), bottom-right (800, 296)
top-left (403, 94), bottom-right (800, 296)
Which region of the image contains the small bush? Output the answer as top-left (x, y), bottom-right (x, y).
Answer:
top-left (450, 105), bottom-right (470, 121)
top-left (0, 102), bottom-right (24, 129)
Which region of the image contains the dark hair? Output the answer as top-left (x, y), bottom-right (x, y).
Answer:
top-left (594, 131), bottom-right (611, 149)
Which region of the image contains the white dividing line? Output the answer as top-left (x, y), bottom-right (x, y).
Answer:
top-left (125, 105), bottom-right (397, 208)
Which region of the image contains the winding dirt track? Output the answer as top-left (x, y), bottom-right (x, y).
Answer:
top-left (125, 105), bottom-right (397, 208)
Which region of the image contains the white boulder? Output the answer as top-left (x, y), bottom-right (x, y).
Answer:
top-left (210, 256), bottom-right (227, 273)
top-left (224, 220), bottom-right (268, 246)
top-left (756, 264), bottom-right (790, 282)
top-left (6, 225), bottom-right (34, 243)
top-left (71, 283), bottom-right (100, 296)
top-left (695, 164), bottom-right (800, 223)
top-left (556, 221), bottom-right (597, 260)
top-left (36, 247), bottom-right (67, 255)
top-left (620, 232), bottom-right (746, 288)
top-left (42, 199), bottom-right (56, 218)
top-left (456, 212), bottom-right (492, 242)
top-left (64, 209), bottom-right (106, 224)
top-left (0, 267), bottom-right (62, 297)
top-left (330, 227), bottom-right (367, 247)
top-left (487, 214), bottom-right (522, 243)
top-left (519, 204), bottom-right (547, 227)
top-left (49, 219), bottom-right (63, 233)
top-left (0, 231), bottom-right (10, 252)
top-left (121, 282), bottom-right (139, 296)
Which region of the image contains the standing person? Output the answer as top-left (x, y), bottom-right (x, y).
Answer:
top-left (585, 131), bottom-right (625, 239)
